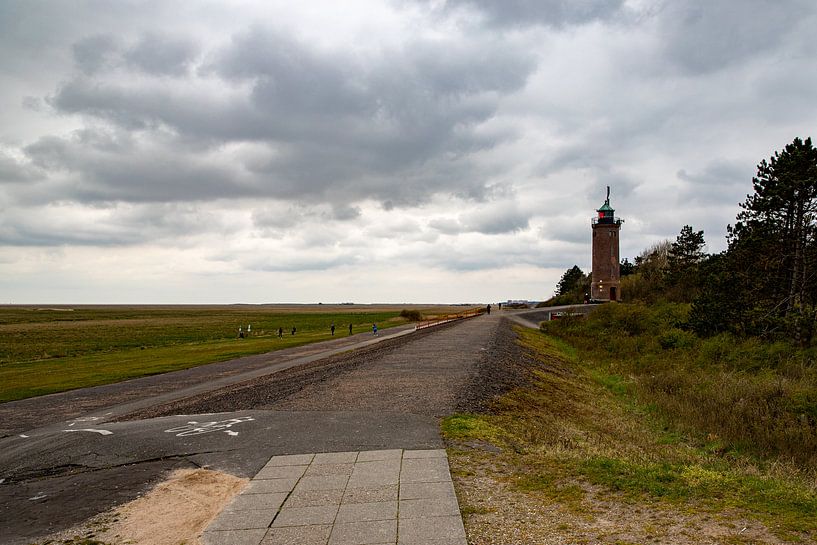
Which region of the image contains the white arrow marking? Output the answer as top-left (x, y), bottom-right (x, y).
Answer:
top-left (62, 429), bottom-right (113, 436)
top-left (225, 430), bottom-right (239, 436)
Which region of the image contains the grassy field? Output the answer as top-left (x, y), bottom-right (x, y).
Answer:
top-left (444, 325), bottom-right (817, 543)
top-left (0, 304), bottom-right (466, 403)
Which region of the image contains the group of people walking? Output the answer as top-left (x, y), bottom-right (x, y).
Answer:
top-left (238, 322), bottom-right (378, 338)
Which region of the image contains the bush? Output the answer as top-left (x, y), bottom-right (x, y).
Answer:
top-left (545, 302), bottom-right (817, 466)
top-left (399, 309), bottom-right (423, 321)
top-left (657, 328), bottom-right (696, 350)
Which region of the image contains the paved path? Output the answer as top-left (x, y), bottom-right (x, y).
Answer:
top-left (0, 324), bottom-right (416, 438)
top-left (1, 315), bottom-right (502, 545)
top-left (203, 449), bottom-right (465, 545)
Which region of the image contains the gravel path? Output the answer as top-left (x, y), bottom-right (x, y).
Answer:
top-left (123, 315), bottom-right (526, 420)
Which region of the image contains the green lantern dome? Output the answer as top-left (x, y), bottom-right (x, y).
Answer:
top-left (596, 186), bottom-right (616, 224)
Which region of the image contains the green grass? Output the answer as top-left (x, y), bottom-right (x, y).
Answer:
top-left (0, 305), bottom-right (430, 402)
top-left (442, 325), bottom-right (817, 540)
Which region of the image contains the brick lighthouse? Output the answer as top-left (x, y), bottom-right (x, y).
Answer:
top-left (591, 186), bottom-right (623, 301)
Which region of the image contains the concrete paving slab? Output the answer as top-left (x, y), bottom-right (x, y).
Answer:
top-left (313, 451), bottom-right (358, 464)
top-left (401, 449), bottom-right (447, 459)
top-left (255, 464), bottom-right (308, 480)
top-left (202, 448), bottom-right (466, 545)
top-left (264, 453), bottom-right (315, 467)
top-left (246, 477), bottom-right (300, 494)
top-left (295, 475), bottom-right (350, 491)
top-left (272, 505), bottom-right (339, 527)
top-left (399, 497), bottom-right (460, 518)
top-left (261, 524), bottom-right (332, 545)
top-left (336, 501), bottom-right (397, 523)
top-left (227, 493), bottom-right (288, 512)
top-left (329, 519), bottom-right (397, 545)
top-left (306, 463), bottom-right (355, 476)
top-left (398, 481), bottom-right (456, 500)
top-left (208, 509), bottom-right (277, 531)
top-left (286, 488), bottom-right (345, 508)
top-left (342, 485), bottom-right (398, 504)
top-left (397, 515), bottom-right (466, 544)
top-left (203, 529), bottom-right (268, 545)
top-left (398, 458), bottom-right (451, 483)
top-left (356, 449), bottom-right (402, 462)
top-left (347, 473), bottom-right (399, 488)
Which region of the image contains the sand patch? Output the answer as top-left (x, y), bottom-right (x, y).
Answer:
top-left (38, 468), bottom-right (247, 545)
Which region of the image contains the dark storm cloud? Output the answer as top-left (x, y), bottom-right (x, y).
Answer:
top-left (434, 0), bottom-right (626, 28)
top-left (40, 25), bottom-right (535, 207)
top-left (23, 130), bottom-right (244, 203)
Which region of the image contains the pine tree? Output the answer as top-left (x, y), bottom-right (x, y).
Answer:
top-left (667, 225), bottom-right (706, 302)
top-left (556, 265), bottom-right (585, 296)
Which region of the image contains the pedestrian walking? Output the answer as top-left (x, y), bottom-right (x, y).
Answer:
top-left (291, 326), bottom-right (296, 335)
top-left (486, 304), bottom-right (491, 315)
top-left (331, 323), bottom-right (335, 336)
top-left (247, 324), bottom-right (252, 336)
top-left (349, 323), bottom-right (353, 335)
top-left (372, 323), bottom-right (378, 336)
top-left (238, 326), bottom-right (244, 339)
top-left (278, 327), bottom-right (283, 338)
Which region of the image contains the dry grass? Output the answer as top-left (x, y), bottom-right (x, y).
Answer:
top-left (442, 325), bottom-right (817, 543)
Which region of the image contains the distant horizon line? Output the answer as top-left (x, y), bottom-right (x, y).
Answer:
top-left (0, 301), bottom-right (534, 307)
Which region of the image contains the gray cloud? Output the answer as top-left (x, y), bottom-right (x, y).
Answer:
top-left (41, 25), bottom-right (536, 208)
top-left (677, 159), bottom-right (753, 206)
top-left (0, 202), bottom-right (226, 247)
top-left (124, 33), bottom-right (198, 76)
top-left (656, 0), bottom-right (814, 74)
top-left (72, 34), bottom-right (121, 75)
top-left (435, 0), bottom-right (626, 28)
top-left (0, 150), bottom-right (41, 184)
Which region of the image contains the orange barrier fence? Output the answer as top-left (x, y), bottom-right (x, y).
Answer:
top-left (415, 307), bottom-right (486, 330)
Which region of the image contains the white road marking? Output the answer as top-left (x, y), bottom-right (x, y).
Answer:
top-left (19, 434), bottom-right (29, 438)
top-left (62, 429), bottom-right (113, 435)
top-left (29, 493), bottom-right (47, 501)
top-left (164, 416), bottom-right (254, 437)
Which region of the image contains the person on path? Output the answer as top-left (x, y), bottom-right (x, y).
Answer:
top-left (238, 326), bottom-right (244, 339)
top-left (349, 323), bottom-right (353, 335)
top-left (331, 323), bottom-right (336, 336)
top-left (372, 323), bottom-right (378, 336)
top-left (247, 324), bottom-right (252, 336)
top-left (278, 327), bottom-right (283, 338)
top-left (486, 304), bottom-right (491, 315)
top-left (291, 326), bottom-right (296, 335)
top-left (498, 302), bottom-right (502, 310)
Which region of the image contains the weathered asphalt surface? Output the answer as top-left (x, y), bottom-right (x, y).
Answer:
top-left (0, 313), bottom-right (526, 545)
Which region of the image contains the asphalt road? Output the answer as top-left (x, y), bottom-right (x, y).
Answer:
top-left (0, 314), bottom-right (511, 545)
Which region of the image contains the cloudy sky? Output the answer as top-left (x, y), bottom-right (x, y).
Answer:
top-left (1, 0), bottom-right (815, 304)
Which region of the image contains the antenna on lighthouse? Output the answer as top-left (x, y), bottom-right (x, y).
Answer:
top-left (605, 185), bottom-right (610, 204)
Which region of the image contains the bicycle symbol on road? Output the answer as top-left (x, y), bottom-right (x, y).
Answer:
top-left (164, 416), bottom-right (255, 437)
